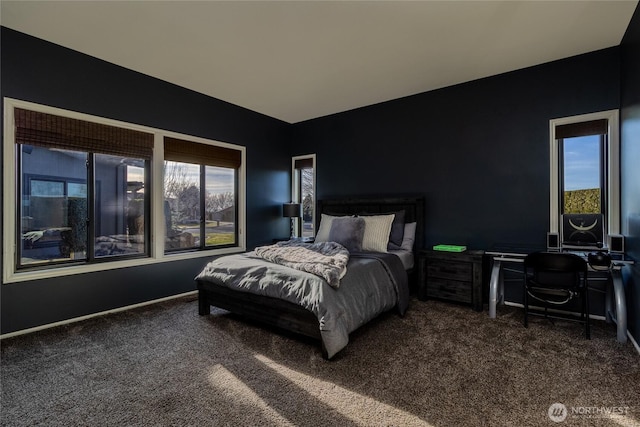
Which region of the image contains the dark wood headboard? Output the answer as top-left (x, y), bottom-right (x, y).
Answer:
top-left (317, 195), bottom-right (425, 252)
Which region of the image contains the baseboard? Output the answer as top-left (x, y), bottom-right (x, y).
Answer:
top-left (504, 301), bottom-right (640, 356)
top-left (0, 291), bottom-right (198, 340)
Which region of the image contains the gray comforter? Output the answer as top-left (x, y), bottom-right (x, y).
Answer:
top-left (195, 250), bottom-right (409, 359)
top-left (254, 241), bottom-right (349, 288)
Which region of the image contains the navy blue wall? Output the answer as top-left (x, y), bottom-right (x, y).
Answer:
top-left (3, 11), bottom-right (639, 343)
top-left (1, 27), bottom-right (292, 334)
top-left (291, 48), bottom-right (620, 251)
top-left (620, 4), bottom-right (640, 343)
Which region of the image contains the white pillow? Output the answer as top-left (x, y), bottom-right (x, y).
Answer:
top-left (315, 214), bottom-right (338, 242)
top-left (400, 222), bottom-right (417, 252)
top-left (360, 214), bottom-right (395, 253)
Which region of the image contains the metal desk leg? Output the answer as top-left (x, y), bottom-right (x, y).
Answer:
top-left (605, 280), bottom-right (613, 323)
top-left (610, 268), bottom-right (627, 343)
top-left (489, 259), bottom-right (503, 319)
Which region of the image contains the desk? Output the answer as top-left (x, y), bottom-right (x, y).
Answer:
top-left (487, 248), bottom-right (634, 343)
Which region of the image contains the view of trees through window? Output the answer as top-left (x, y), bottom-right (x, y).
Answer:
top-left (299, 166), bottom-right (314, 238)
top-left (163, 161), bottom-right (235, 251)
top-left (7, 103), bottom-right (244, 278)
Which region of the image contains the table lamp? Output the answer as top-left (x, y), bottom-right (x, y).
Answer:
top-left (282, 203), bottom-right (302, 239)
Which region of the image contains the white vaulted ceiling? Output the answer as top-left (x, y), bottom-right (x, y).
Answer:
top-left (1, 1), bottom-right (637, 123)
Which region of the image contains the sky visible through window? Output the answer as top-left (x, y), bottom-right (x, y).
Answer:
top-left (130, 163), bottom-right (234, 195)
top-left (563, 135), bottom-right (601, 191)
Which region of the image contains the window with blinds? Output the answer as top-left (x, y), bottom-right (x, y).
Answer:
top-left (557, 118), bottom-right (608, 215)
top-left (549, 110), bottom-right (620, 247)
top-left (4, 99), bottom-right (246, 281)
top-left (163, 137), bottom-right (240, 252)
top-left (14, 108), bottom-right (153, 268)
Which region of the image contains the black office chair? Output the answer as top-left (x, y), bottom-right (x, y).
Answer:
top-left (523, 251), bottom-right (590, 339)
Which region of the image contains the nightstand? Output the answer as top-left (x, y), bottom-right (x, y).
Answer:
top-left (418, 249), bottom-right (484, 311)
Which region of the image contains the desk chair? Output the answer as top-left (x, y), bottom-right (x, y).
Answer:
top-left (523, 252), bottom-right (590, 339)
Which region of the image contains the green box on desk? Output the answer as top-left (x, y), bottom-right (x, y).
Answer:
top-left (433, 244), bottom-right (467, 252)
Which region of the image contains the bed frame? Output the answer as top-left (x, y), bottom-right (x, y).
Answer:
top-left (197, 195), bottom-right (425, 358)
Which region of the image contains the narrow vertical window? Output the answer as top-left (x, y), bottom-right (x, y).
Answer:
top-left (293, 155), bottom-right (316, 238)
top-left (550, 111), bottom-right (619, 247)
top-left (561, 135), bottom-right (605, 215)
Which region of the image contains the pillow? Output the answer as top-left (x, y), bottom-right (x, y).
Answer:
top-left (388, 210), bottom-right (406, 247)
top-left (315, 214), bottom-right (338, 242)
top-left (389, 222), bottom-right (417, 251)
top-left (360, 214), bottom-right (395, 253)
top-left (400, 222), bottom-right (417, 252)
top-left (328, 216), bottom-right (365, 252)
top-left (359, 210), bottom-right (406, 248)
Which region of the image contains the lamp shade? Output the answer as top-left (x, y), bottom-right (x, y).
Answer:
top-left (283, 203), bottom-right (302, 218)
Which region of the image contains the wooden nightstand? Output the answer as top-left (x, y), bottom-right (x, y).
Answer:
top-left (418, 249), bottom-right (484, 311)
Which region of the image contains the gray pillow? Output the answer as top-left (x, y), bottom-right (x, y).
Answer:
top-left (328, 216), bottom-right (365, 252)
top-left (388, 210), bottom-right (406, 247)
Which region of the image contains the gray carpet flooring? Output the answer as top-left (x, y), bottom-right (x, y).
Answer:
top-left (1, 295), bottom-right (639, 427)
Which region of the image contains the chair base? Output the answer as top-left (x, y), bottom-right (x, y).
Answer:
top-left (524, 306), bottom-right (591, 339)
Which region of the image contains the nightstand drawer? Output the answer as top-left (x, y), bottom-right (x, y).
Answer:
top-left (427, 260), bottom-right (472, 282)
top-left (418, 249), bottom-right (484, 311)
top-left (426, 277), bottom-right (472, 303)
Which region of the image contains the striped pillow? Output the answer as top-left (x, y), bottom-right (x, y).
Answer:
top-left (360, 214), bottom-right (395, 253)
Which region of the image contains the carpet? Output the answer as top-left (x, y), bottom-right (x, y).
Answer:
top-left (1, 296), bottom-right (638, 426)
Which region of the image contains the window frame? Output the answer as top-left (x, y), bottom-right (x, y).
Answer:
top-left (3, 97), bottom-right (246, 284)
top-left (549, 110), bottom-right (620, 240)
top-left (291, 154), bottom-right (316, 238)
top-left (162, 161), bottom-right (239, 253)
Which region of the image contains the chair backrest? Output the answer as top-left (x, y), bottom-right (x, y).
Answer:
top-left (524, 252), bottom-right (588, 289)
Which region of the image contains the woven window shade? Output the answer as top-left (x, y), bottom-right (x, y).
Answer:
top-left (556, 119), bottom-right (608, 139)
top-left (164, 137), bottom-right (241, 169)
top-left (14, 108), bottom-right (154, 159)
top-left (294, 158), bottom-right (313, 169)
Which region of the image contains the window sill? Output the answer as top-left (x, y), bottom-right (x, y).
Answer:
top-left (3, 246), bottom-right (245, 284)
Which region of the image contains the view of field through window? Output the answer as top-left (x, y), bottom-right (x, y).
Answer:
top-left (562, 135), bottom-right (602, 214)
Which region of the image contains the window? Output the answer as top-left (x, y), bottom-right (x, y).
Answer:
top-left (292, 155), bottom-right (316, 238)
top-left (15, 108), bottom-right (152, 268)
top-left (561, 134), bottom-right (604, 214)
top-left (3, 98), bottom-right (246, 283)
top-left (549, 110), bottom-right (620, 243)
top-left (163, 137), bottom-right (240, 252)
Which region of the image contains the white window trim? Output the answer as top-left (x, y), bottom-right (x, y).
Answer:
top-left (549, 109), bottom-right (620, 238)
top-left (3, 97), bottom-right (246, 284)
top-left (291, 154), bottom-right (316, 238)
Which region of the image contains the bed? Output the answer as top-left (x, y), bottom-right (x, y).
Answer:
top-left (196, 195), bottom-right (425, 359)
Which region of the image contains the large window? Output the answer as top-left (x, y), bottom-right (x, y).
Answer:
top-left (292, 155), bottom-right (316, 238)
top-left (3, 99), bottom-right (246, 283)
top-left (550, 110), bottom-right (620, 243)
top-left (163, 137), bottom-right (239, 252)
top-left (15, 108), bottom-right (152, 268)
